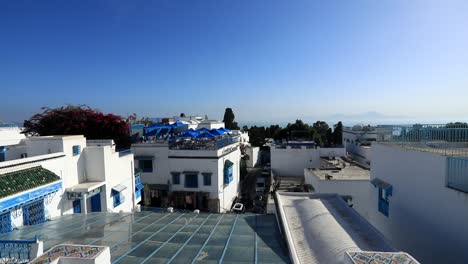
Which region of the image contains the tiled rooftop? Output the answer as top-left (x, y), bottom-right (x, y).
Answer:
top-left (0, 166), bottom-right (60, 198)
top-left (2, 211), bottom-right (290, 264)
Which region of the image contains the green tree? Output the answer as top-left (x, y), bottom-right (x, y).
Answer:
top-left (333, 121), bottom-right (343, 145)
top-left (222, 108), bottom-right (240, 130)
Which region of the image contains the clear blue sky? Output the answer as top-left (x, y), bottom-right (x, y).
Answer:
top-left (1, 0), bottom-right (468, 125)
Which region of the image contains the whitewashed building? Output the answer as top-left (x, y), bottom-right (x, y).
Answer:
top-left (132, 127), bottom-right (244, 212)
top-left (367, 124), bottom-right (468, 263)
top-left (343, 125), bottom-right (392, 167)
top-left (271, 141), bottom-right (345, 177)
top-left (0, 131), bottom-right (139, 234)
top-left (304, 157), bottom-right (371, 219)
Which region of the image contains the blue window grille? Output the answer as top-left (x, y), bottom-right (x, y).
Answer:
top-left (72, 145), bottom-right (81, 156)
top-left (203, 173), bottom-right (212, 186)
top-left (22, 199), bottom-right (45, 226)
top-left (0, 236), bottom-right (38, 262)
top-left (171, 172), bottom-right (181, 185)
top-left (0, 212), bottom-right (12, 234)
top-left (185, 173), bottom-right (198, 188)
top-left (224, 160), bottom-right (234, 184)
top-left (138, 159), bottom-right (153, 173)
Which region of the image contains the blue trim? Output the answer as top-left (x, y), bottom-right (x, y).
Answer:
top-left (191, 214), bottom-right (226, 264)
top-left (219, 214), bottom-right (239, 263)
top-left (378, 187), bottom-right (390, 217)
top-left (72, 145), bottom-right (81, 156)
top-left (136, 183), bottom-right (144, 190)
top-left (112, 192), bottom-right (124, 208)
top-left (0, 181), bottom-right (62, 212)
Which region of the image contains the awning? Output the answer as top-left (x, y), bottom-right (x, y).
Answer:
top-left (371, 178), bottom-right (392, 192)
top-left (225, 159), bottom-right (234, 167)
top-left (112, 184), bottom-right (127, 193)
top-left (136, 183), bottom-right (144, 190)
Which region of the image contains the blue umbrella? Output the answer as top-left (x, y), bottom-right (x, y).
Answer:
top-left (196, 132), bottom-right (216, 139)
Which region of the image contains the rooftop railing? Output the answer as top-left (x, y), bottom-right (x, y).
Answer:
top-left (169, 135), bottom-right (240, 150)
top-left (383, 124), bottom-right (468, 157)
top-left (0, 236), bottom-right (39, 263)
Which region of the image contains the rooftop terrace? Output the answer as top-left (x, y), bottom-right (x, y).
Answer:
top-left (307, 158), bottom-right (370, 181)
top-left (384, 124), bottom-right (468, 157)
top-left (3, 211), bottom-right (290, 264)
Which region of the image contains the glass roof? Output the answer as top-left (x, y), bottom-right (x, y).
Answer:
top-left (0, 211), bottom-right (290, 264)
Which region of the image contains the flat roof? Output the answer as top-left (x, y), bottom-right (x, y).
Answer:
top-left (308, 158), bottom-right (370, 180)
top-left (276, 192), bottom-right (396, 264)
top-left (3, 211), bottom-right (290, 264)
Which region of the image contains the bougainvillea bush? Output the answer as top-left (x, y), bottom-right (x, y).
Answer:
top-left (23, 105), bottom-right (131, 149)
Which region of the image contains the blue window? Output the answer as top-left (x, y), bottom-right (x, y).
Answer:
top-left (203, 173), bottom-right (212, 186)
top-left (378, 188), bottom-right (390, 217)
top-left (112, 185), bottom-right (126, 207)
top-left (0, 212), bottom-right (11, 234)
top-left (0, 146), bottom-right (6, 162)
top-left (23, 199), bottom-right (45, 226)
top-left (185, 173), bottom-right (198, 188)
top-left (224, 160), bottom-right (234, 184)
top-left (138, 160), bottom-right (153, 173)
top-left (72, 145), bottom-right (81, 156)
top-left (171, 172), bottom-right (181, 185)
top-left (73, 199), bottom-right (81, 213)
top-left (135, 176), bottom-right (144, 199)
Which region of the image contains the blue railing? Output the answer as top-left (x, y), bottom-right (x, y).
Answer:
top-left (118, 149), bottom-right (133, 157)
top-left (447, 157), bottom-right (468, 193)
top-left (0, 236), bottom-right (38, 263)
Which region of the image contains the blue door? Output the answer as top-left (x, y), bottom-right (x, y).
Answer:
top-left (90, 194), bottom-right (101, 212)
top-left (0, 212), bottom-right (11, 234)
top-left (73, 199), bottom-right (81, 213)
top-left (23, 199), bottom-right (45, 226)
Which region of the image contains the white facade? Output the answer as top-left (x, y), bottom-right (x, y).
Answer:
top-left (132, 138), bottom-right (242, 212)
top-left (304, 161), bottom-right (371, 220)
top-left (245, 146), bottom-right (260, 168)
top-left (0, 135), bottom-right (138, 231)
top-left (271, 145), bottom-right (345, 177)
top-left (368, 143), bottom-right (468, 263)
top-left (343, 127), bottom-right (392, 166)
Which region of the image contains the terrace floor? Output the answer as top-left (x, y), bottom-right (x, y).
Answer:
top-left (0, 211), bottom-right (290, 264)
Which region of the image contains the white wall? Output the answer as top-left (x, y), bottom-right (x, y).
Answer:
top-left (132, 144), bottom-right (170, 185)
top-left (304, 169), bottom-right (371, 220)
top-left (246, 146), bottom-right (260, 168)
top-left (0, 127), bottom-right (25, 146)
top-left (271, 146), bottom-right (321, 177)
top-left (217, 148), bottom-right (241, 212)
top-left (318, 147), bottom-right (346, 157)
top-left (369, 143), bottom-right (468, 263)
top-left (101, 149), bottom-right (135, 213)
